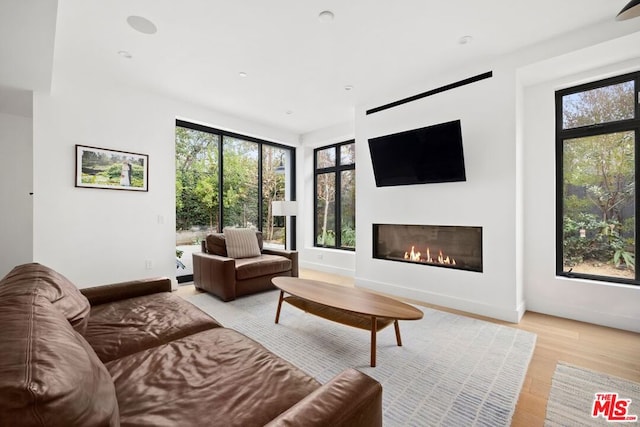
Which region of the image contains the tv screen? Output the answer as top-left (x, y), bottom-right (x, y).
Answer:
top-left (368, 120), bottom-right (466, 187)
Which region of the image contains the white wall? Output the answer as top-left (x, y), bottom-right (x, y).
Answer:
top-left (521, 36), bottom-right (640, 332)
top-left (298, 122), bottom-right (356, 276)
top-left (0, 112), bottom-right (33, 277)
top-left (354, 62), bottom-right (524, 323)
top-left (296, 67), bottom-right (524, 322)
top-left (296, 20), bottom-right (640, 328)
top-left (32, 74), bottom-right (298, 288)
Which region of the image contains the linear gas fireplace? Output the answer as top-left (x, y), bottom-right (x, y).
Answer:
top-left (373, 224), bottom-right (483, 273)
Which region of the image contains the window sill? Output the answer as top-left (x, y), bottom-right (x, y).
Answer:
top-left (556, 273), bottom-right (639, 289)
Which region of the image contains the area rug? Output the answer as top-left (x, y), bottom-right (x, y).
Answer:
top-left (184, 290), bottom-right (536, 426)
top-left (545, 362), bottom-right (640, 426)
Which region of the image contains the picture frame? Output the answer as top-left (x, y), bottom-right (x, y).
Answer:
top-left (75, 145), bottom-right (148, 191)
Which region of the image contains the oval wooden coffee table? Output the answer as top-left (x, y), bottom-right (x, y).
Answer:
top-left (272, 277), bottom-right (424, 367)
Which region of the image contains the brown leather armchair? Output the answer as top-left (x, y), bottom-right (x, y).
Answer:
top-left (193, 231), bottom-right (298, 301)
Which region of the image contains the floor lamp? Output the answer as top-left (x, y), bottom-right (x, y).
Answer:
top-left (271, 201), bottom-right (298, 250)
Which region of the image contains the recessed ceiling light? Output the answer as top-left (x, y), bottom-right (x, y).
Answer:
top-left (458, 35), bottom-right (473, 45)
top-left (126, 15), bottom-right (157, 35)
top-left (239, 71), bottom-right (248, 78)
top-left (285, 110), bottom-right (293, 115)
top-left (318, 10), bottom-right (335, 23)
top-left (344, 85), bottom-right (354, 91)
top-left (118, 50), bottom-right (132, 59)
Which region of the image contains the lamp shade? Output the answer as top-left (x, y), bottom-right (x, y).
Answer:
top-left (617, 0), bottom-right (640, 20)
top-left (272, 200), bottom-right (298, 216)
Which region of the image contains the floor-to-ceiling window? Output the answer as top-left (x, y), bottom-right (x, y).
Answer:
top-left (314, 140), bottom-right (355, 250)
top-left (262, 145), bottom-right (291, 244)
top-left (222, 136), bottom-right (259, 229)
top-left (175, 120), bottom-right (295, 282)
top-left (556, 71), bottom-right (639, 285)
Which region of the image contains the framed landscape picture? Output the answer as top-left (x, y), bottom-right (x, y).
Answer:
top-left (75, 145), bottom-right (148, 191)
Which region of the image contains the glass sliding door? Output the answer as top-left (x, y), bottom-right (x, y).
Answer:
top-left (175, 126), bottom-right (220, 282)
top-left (175, 120), bottom-right (296, 282)
top-left (222, 136), bottom-right (259, 229)
top-left (262, 146), bottom-right (291, 249)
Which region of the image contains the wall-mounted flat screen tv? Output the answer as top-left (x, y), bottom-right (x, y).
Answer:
top-left (368, 119), bottom-right (466, 187)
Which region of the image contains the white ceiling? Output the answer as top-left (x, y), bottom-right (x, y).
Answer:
top-left (0, 0), bottom-right (58, 117)
top-left (1, 0), bottom-right (638, 133)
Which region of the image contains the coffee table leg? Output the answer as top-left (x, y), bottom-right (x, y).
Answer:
top-left (370, 316), bottom-right (377, 367)
top-left (275, 291), bottom-right (284, 324)
top-left (394, 320), bottom-right (402, 346)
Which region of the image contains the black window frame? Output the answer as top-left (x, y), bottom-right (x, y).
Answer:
top-left (176, 119), bottom-right (296, 246)
top-left (314, 140), bottom-right (356, 251)
top-left (555, 70), bottom-right (640, 286)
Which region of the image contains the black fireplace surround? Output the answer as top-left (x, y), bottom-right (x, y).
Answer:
top-left (373, 224), bottom-right (483, 272)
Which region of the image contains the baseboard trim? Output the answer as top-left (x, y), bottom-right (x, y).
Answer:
top-left (526, 298), bottom-right (640, 333)
top-left (299, 261), bottom-right (355, 278)
top-left (356, 277), bottom-right (523, 324)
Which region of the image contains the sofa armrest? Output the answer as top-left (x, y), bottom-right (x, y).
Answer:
top-left (262, 249), bottom-right (299, 277)
top-left (80, 277), bottom-right (171, 306)
top-left (265, 368), bottom-right (382, 427)
top-left (192, 252), bottom-right (237, 301)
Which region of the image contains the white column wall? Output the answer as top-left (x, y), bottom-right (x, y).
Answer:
top-left (354, 62), bottom-right (523, 323)
top-left (0, 112), bottom-right (33, 276)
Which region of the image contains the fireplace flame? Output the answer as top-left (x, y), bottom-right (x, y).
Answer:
top-left (404, 246), bottom-right (456, 265)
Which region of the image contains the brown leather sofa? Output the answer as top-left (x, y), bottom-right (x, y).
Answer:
top-left (193, 231), bottom-right (298, 301)
top-left (0, 263), bottom-right (382, 427)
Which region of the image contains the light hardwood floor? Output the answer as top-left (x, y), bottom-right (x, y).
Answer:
top-left (178, 269), bottom-right (640, 426)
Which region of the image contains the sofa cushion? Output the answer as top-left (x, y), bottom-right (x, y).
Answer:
top-left (235, 254), bottom-right (292, 280)
top-left (223, 228), bottom-right (262, 258)
top-left (206, 231), bottom-right (264, 256)
top-left (0, 291), bottom-right (119, 427)
top-left (0, 263), bottom-right (90, 334)
top-left (206, 233), bottom-right (228, 256)
top-left (106, 328), bottom-right (320, 427)
top-left (84, 292), bottom-right (222, 362)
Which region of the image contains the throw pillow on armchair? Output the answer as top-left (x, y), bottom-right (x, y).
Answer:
top-left (223, 228), bottom-right (261, 258)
